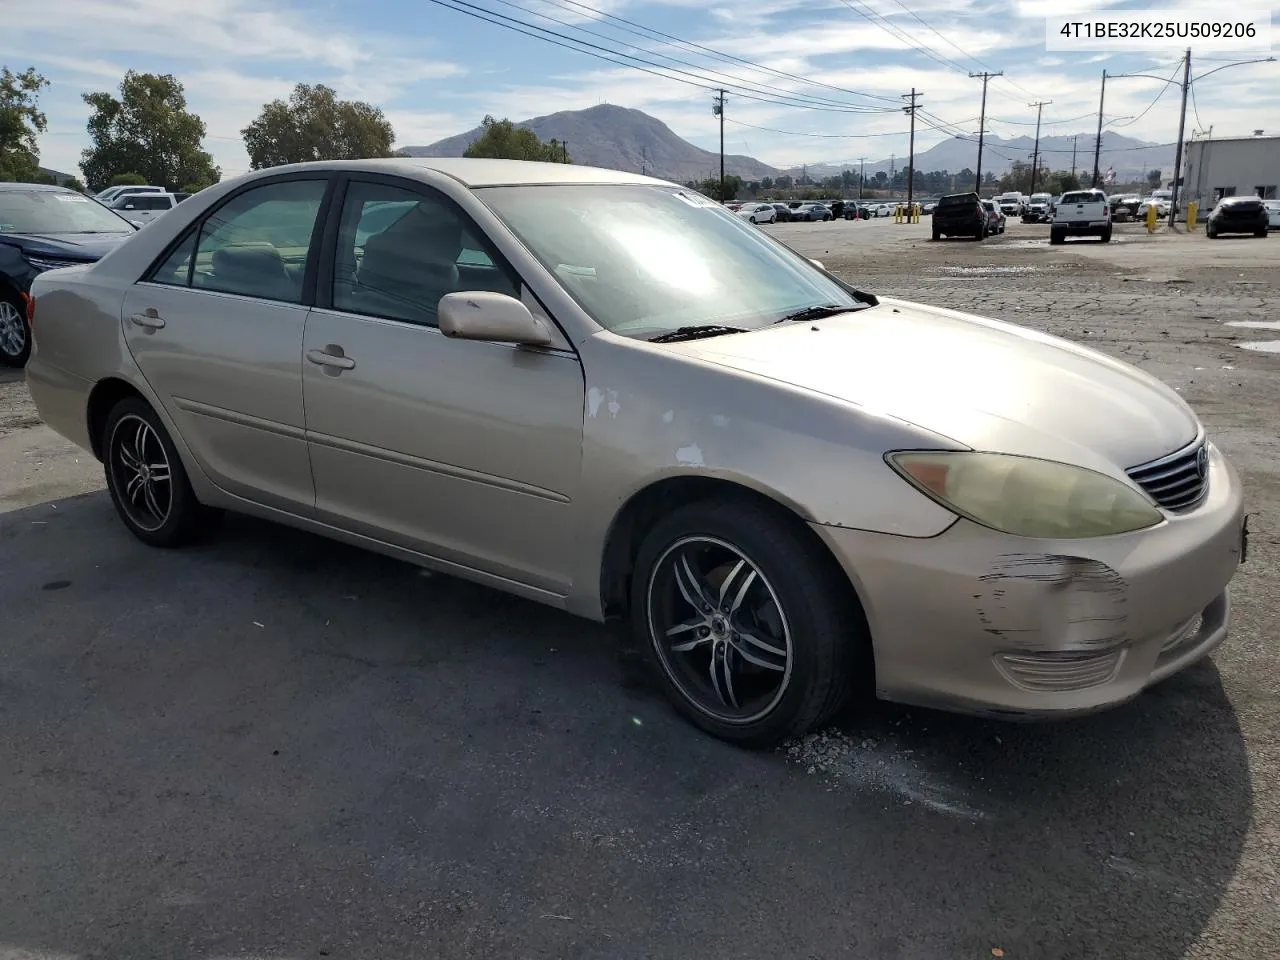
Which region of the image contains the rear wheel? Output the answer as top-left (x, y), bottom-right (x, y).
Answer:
top-left (1255, 228), bottom-right (1268, 238)
top-left (0, 292), bottom-right (30, 368)
top-left (932, 229), bottom-right (941, 241)
top-left (631, 498), bottom-right (866, 747)
top-left (1100, 227), bottom-right (1113, 242)
top-left (1050, 229), bottom-right (1065, 245)
top-left (102, 398), bottom-right (221, 548)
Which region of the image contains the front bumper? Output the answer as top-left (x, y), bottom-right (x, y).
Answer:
top-left (811, 446), bottom-right (1245, 719)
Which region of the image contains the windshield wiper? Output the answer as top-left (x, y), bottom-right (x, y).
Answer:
top-left (772, 304), bottom-right (863, 324)
top-left (648, 324), bottom-right (749, 343)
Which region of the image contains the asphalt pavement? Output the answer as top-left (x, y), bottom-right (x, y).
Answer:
top-left (1, 220), bottom-right (1276, 959)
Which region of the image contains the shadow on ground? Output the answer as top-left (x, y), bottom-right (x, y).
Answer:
top-left (0, 493), bottom-right (1252, 960)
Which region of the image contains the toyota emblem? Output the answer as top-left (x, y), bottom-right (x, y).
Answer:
top-left (1196, 444), bottom-right (1209, 480)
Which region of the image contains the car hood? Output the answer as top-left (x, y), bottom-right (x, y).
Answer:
top-left (668, 298), bottom-right (1199, 472)
top-left (0, 231), bottom-right (134, 260)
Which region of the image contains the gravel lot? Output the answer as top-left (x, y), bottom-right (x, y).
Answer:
top-left (1, 218), bottom-right (1277, 959)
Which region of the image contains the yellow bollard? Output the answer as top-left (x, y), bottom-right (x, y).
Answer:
top-left (1146, 202), bottom-right (1158, 233)
top-left (1188, 200), bottom-right (1199, 231)
top-left (913, 203), bottom-right (922, 224)
top-left (894, 204), bottom-right (903, 223)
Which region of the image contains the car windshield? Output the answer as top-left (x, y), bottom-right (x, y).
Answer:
top-left (478, 184), bottom-right (864, 338)
top-left (0, 190), bottom-right (134, 234)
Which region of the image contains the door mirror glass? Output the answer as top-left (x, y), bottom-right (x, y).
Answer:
top-left (438, 291), bottom-right (552, 346)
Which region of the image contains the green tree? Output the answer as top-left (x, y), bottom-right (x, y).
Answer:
top-left (760, 176), bottom-right (774, 191)
top-left (697, 174), bottom-right (742, 201)
top-left (242, 83), bottom-right (395, 169)
top-left (63, 176), bottom-right (86, 192)
top-left (80, 71), bottom-right (219, 192)
top-left (0, 66), bottom-right (50, 183)
top-left (109, 171), bottom-right (147, 187)
top-left (464, 116), bottom-right (569, 162)
top-left (1047, 170), bottom-right (1081, 194)
top-left (1146, 168), bottom-right (1162, 189)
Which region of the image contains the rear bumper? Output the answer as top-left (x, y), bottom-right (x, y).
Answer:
top-left (1056, 220), bottom-right (1109, 233)
top-left (811, 445), bottom-right (1244, 719)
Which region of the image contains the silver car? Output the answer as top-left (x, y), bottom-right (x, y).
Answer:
top-left (26, 159), bottom-right (1246, 746)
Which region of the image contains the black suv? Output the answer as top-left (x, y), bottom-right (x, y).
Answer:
top-left (932, 192), bottom-right (986, 241)
top-left (0, 183), bottom-right (136, 366)
top-left (1207, 196), bottom-right (1269, 239)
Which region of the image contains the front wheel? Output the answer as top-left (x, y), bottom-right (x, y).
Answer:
top-left (102, 398), bottom-right (221, 547)
top-left (932, 229), bottom-right (941, 241)
top-left (0, 292), bottom-right (30, 368)
top-left (631, 498), bottom-right (866, 746)
top-left (1050, 229), bottom-right (1065, 245)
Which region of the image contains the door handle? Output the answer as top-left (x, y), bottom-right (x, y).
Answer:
top-left (306, 348), bottom-right (356, 370)
top-left (129, 311), bottom-right (166, 329)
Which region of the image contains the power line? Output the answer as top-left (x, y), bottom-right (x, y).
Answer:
top-left (424, 0), bottom-right (904, 113)
top-left (526, 0), bottom-right (904, 106)
top-left (725, 118), bottom-right (906, 139)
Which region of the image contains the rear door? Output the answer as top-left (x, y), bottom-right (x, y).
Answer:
top-left (121, 174), bottom-right (331, 513)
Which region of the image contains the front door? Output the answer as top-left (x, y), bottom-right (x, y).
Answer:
top-left (301, 177), bottom-right (585, 596)
top-left (122, 175), bottom-right (329, 513)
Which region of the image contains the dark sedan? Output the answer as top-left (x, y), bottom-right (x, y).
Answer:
top-left (770, 203), bottom-right (793, 222)
top-left (1207, 196), bottom-right (1269, 239)
top-left (0, 183), bottom-right (136, 366)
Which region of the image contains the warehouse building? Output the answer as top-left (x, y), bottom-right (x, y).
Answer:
top-left (1183, 133), bottom-right (1280, 211)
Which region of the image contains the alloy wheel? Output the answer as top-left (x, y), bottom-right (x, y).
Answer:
top-left (108, 414), bottom-right (174, 533)
top-left (646, 536), bottom-right (793, 724)
top-left (0, 300), bottom-right (25, 358)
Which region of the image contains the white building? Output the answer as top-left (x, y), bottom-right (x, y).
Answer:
top-left (1183, 133), bottom-right (1280, 211)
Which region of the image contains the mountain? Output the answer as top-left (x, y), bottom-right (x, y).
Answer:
top-left (790, 132), bottom-right (1173, 181)
top-left (402, 104), bottom-right (780, 183)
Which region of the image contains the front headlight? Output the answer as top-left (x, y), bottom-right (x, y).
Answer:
top-left (886, 451), bottom-right (1163, 539)
top-left (24, 255), bottom-right (84, 273)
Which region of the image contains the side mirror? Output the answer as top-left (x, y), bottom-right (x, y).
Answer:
top-left (438, 291), bottom-right (552, 346)
top-left (809, 258), bottom-right (826, 270)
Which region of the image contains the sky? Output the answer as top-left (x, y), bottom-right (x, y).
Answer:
top-left (10, 0), bottom-right (1279, 180)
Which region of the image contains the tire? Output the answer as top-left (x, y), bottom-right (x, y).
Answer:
top-left (1207, 227), bottom-right (1218, 239)
top-left (1100, 228), bottom-right (1112, 243)
top-left (0, 291), bottom-right (31, 368)
top-left (102, 398), bottom-right (221, 548)
top-left (630, 497), bottom-right (866, 747)
top-left (932, 229), bottom-right (941, 241)
top-left (1255, 229), bottom-right (1267, 238)
top-left (1050, 229), bottom-right (1065, 245)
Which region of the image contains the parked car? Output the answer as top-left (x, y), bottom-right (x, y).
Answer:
top-left (1110, 195), bottom-right (1142, 222)
top-left (793, 202), bottom-right (832, 222)
top-left (870, 203), bottom-right (894, 218)
top-left (1022, 192), bottom-right (1054, 223)
top-left (770, 203), bottom-right (793, 223)
top-left (920, 199), bottom-right (938, 215)
top-left (994, 193), bottom-right (1025, 217)
top-left (94, 184), bottom-right (167, 206)
top-left (1051, 188), bottom-right (1112, 244)
top-left (1206, 196), bottom-right (1269, 239)
top-left (109, 191), bottom-right (181, 225)
top-left (0, 182), bottom-right (136, 367)
top-left (932, 191), bottom-right (986, 240)
top-left (25, 158), bottom-right (1246, 746)
top-left (736, 202), bottom-right (777, 224)
top-left (980, 199), bottom-right (1006, 235)
top-left (1264, 199), bottom-right (1280, 229)
top-left (1136, 196), bottom-right (1171, 219)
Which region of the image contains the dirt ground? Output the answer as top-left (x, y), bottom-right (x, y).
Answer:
top-left (1, 217), bottom-right (1278, 959)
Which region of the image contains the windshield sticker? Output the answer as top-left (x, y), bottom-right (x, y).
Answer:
top-left (53, 193), bottom-right (89, 202)
top-left (673, 191), bottom-right (718, 209)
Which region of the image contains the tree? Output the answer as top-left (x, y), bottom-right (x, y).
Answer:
top-left (80, 71), bottom-right (219, 192)
top-left (109, 171), bottom-right (147, 187)
top-left (696, 174), bottom-right (742, 201)
top-left (242, 83), bottom-right (395, 170)
top-left (463, 116), bottom-right (568, 162)
top-left (63, 176), bottom-right (85, 193)
top-left (0, 66), bottom-right (49, 183)
top-left (1047, 170), bottom-right (1081, 194)
top-left (760, 176), bottom-right (774, 191)
top-left (1146, 168), bottom-right (1162, 189)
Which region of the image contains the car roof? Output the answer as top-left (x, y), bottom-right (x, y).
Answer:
top-left (0, 182), bottom-right (75, 194)
top-left (225, 157), bottom-right (673, 189)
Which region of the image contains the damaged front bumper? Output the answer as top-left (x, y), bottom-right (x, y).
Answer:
top-left (810, 451), bottom-right (1245, 719)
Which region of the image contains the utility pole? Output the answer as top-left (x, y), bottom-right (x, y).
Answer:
top-left (1092, 69), bottom-right (1107, 186)
top-left (1169, 49), bottom-right (1191, 228)
top-left (712, 89), bottom-right (726, 201)
top-left (1071, 134), bottom-right (1078, 179)
top-left (969, 70), bottom-right (1002, 192)
top-left (890, 154), bottom-right (895, 193)
top-left (562, 140), bottom-right (568, 164)
top-left (1028, 99), bottom-right (1052, 195)
top-left (858, 157), bottom-right (866, 200)
top-left (902, 88), bottom-right (921, 211)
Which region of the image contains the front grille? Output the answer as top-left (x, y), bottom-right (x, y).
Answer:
top-left (1127, 440), bottom-right (1209, 511)
top-left (994, 650), bottom-right (1124, 692)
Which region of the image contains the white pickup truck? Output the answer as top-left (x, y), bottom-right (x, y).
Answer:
top-left (1050, 188), bottom-right (1112, 243)
top-left (994, 192), bottom-right (1026, 216)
